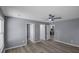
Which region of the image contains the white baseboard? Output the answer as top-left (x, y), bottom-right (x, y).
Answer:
top-left (54, 39), bottom-right (79, 48)
top-left (5, 43), bottom-right (27, 50)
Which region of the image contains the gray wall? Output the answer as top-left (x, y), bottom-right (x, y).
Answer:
top-left (5, 16), bottom-right (48, 49)
top-left (5, 17), bottom-right (27, 49)
top-left (54, 18), bottom-right (79, 46)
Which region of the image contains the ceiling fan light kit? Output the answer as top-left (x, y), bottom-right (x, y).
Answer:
top-left (48, 14), bottom-right (62, 22)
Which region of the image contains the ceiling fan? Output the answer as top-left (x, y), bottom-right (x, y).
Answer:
top-left (48, 14), bottom-right (62, 21)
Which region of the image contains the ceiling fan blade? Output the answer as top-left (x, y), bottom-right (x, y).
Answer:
top-left (54, 17), bottom-right (62, 19)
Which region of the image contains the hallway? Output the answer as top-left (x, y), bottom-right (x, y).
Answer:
top-left (5, 39), bottom-right (79, 53)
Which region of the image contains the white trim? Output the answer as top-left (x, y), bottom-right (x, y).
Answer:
top-left (5, 43), bottom-right (26, 50)
top-left (54, 39), bottom-right (79, 48)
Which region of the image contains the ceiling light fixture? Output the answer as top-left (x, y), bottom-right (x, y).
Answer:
top-left (48, 14), bottom-right (62, 24)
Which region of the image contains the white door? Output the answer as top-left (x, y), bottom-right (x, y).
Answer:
top-left (40, 24), bottom-right (45, 40)
top-left (45, 25), bottom-right (51, 40)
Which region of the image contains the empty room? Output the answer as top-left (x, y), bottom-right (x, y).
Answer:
top-left (0, 6), bottom-right (79, 53)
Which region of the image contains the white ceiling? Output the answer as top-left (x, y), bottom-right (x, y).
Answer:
top-left (1, 6), bottom-right (79, 22)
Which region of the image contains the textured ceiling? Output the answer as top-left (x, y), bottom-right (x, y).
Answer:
top-left (1, 6), bottom-right (79, 22)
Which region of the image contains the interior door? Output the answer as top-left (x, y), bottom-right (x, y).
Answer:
top-left (40, 24), bottom-right (45, 40)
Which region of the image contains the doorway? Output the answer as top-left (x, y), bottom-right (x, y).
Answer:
top-left (27, 24), bottom-right (30, 44)
top-left (50, 25), bottom-right (54, 39)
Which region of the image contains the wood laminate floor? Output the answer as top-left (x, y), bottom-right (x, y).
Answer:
top-left (5, 39), bottom-right (79, 53)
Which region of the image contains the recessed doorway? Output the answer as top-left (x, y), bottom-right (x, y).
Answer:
top-left (27, 24), bottom-right (30, 44)
top-left (50, 25), bottom-right (54, 39)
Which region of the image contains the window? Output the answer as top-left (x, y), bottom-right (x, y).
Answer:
top-left (0, 19), bottom-right (4, 52)
top-left (0, 19), bottom-right (4, 34)
top-left (0, 20), bottom-right (1, 33)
